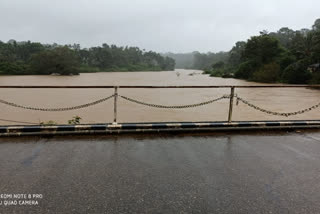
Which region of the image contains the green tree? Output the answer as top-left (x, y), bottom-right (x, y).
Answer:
top-left (29, 46), bottom-right (79, 75)
top-left (311, 31), bottom-right (320, 62)
top-left (269, 27), bottom-right (296, 48)
top-left (312, 18), bottom-right (320, 31)
top-left (228, 41), bottom-right (246, 67)
top-left (0, 62), bottom-right (28, 75)
top-left (212, 61), bottom-right (225, 69)
top-left (234, 60), bottom-right (258, 79)
top-left (242, 35), bottom-right (283, 64)
top-left (281, 59), bottom-right (312, 84)
top-left (234, 35), bottom-right (284, 80)
top-left (252, 62), bottom-right (280, 83)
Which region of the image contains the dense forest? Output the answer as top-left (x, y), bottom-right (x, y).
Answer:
top-left (168, 18), bottom-right (320, 84)
top-left (0, 41), bottom-right (175, 75)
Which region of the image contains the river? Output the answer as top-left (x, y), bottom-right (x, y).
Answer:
top-left (0, 69), bottom-right (319, 125)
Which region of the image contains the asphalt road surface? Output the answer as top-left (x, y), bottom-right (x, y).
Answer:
top-left (1, 131), bottom-right (320, 213)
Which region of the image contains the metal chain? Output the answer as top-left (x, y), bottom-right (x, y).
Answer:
top-left (236, 95), bottom-right (320, 117)
top-left (2, 91), bottom-right (318, 116)
top-left (119, 94), bottom-right (230, 109)
top-left (0, 118), bottom-right (39, 125)
top-left (0, 95), bottom-right (114, 111)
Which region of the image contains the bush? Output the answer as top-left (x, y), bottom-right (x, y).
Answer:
top-left (68, 116), bottom-right (82, 125)
top-left (310, 71), bottom-right (320, 84)
top-left (277, 52), bottom-right (296, 77)
top-left (0, 62), bottom-right (28, 75)
top-left (252, 62), bottom-right (280, 83)
top-left (209, 68), bottom-right (225, 77)
top-left (211, 61), bottom-right (225, 69)
top-left (235, 60), bottom-right (257, 79)
top-left (281, 60), bottom-right (312, 84)
top-left (40, 120), bottom-right (57, 126)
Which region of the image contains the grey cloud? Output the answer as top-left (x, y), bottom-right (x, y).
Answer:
top-left (0, 0), bottom-right (319, 52)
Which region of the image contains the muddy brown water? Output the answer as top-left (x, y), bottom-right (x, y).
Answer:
top-left (0, 69), bottom-right (319, 125)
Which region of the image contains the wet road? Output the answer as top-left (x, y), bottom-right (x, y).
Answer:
top-left (1, 131), bottom-right (320, 213)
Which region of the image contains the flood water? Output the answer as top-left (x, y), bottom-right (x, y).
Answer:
top-left (0, 69), bottom-right (319, 125)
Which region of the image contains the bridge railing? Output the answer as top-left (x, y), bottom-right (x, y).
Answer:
top-left (0, 85), bottom-right (320, 124)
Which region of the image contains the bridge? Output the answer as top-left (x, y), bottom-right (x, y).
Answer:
top-left (0, 85), bottom-right (319, 136)
top-left (1, 85), bottom-right (320, 213)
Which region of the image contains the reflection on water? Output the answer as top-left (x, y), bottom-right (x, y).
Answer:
top-left (0, 69), bottom-right (319, 125)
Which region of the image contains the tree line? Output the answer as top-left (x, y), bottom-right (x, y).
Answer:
top-left (167, 18), bottom-right (320, 84)
top-left (0, 41), bottom-right (175, 75)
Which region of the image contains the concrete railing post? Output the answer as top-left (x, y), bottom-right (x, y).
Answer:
top-left (228, 87), bottom-right (235, 123)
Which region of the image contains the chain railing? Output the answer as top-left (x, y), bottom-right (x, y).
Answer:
top-left (235, 95), bottom-right (320, 117)
top-left (0, 95), bottom-right (115, 111)
top-left (0, 85), bottom-right (320, 124)
top-left (119, 94), bottom-right (230, 109)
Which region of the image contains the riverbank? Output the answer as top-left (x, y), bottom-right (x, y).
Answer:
top-left (0, 41), bottom-right (175, 75)
top-left (202, 68), bottom-right (320, 85)
top-left (0, 64), bottom-right (170, 76)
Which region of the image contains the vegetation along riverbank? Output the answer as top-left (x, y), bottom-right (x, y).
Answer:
top-left (166, 18), bottom-right (320, 84)
top-left (0, 42), bottom-right (175, 75)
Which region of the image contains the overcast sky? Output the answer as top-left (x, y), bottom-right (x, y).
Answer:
top-left (0, 0), bottom-right (319, 53)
